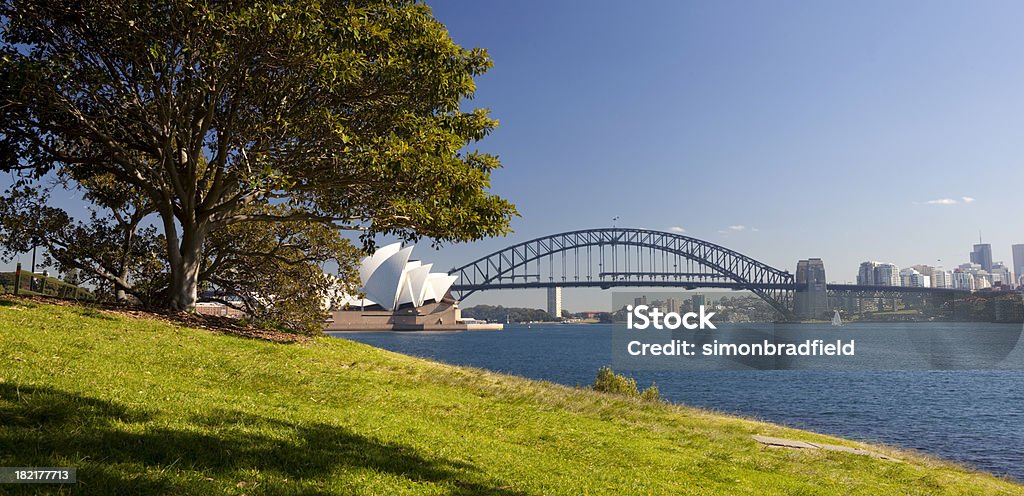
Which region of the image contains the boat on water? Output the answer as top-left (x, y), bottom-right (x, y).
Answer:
top-left (831, 310), bottom-right (843, 327)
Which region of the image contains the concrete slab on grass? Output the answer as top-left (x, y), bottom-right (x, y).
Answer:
top-left (752, 435), bottom-right (901, 462)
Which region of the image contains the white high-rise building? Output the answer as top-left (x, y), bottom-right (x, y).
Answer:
top-left (912, 264), bottom-right (953, 289)
top-left (931, 269), bottom-right (952, 289)
top-left (990, 263), bottom-right (1014, 288)
top-left (952, 269), bottom-right (976, 290)
top-left (975, 274), bottom-right (992, 289)
top-left (900, 268), bottom-right (930, 288)
top-left (957, 263), bottom-right (993, 289)
top-left (547, 286), bottom-right (562, 319)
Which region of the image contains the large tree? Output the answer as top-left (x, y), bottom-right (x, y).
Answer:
top-left (0, 0), bottom-right (515, 310)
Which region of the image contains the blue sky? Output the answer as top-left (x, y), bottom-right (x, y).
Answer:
top-left (420, 0), bottom-right (1024, 309)
top-left (4, 1), bottom-right (1023, 311)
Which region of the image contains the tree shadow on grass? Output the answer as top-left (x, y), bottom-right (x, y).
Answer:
top-left (0, 384), bottom-right (526, 495)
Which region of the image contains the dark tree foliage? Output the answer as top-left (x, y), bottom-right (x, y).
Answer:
top-left (201, 204), bottom-right (364, 333)
top-left (0, 0), bottom-right (516, 322)
top-left (460, 305), bottom-right (555, 323)
top-left (0, 184), bottom-right (167, 304)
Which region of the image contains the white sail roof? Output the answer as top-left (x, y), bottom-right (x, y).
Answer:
top-left (362, 246), bottom-right (413, 311)
top-left (359, 242), bottom-right (402, 285)
top-left (400, 264), bottom-right (431, 307)
top-left (426, 273), bottom-right (458, 303)
top-left (356, 244), bottom-right (460, 310)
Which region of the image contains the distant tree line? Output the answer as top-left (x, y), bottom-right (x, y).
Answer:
top-left (461, 305), bottom-right (554, 323)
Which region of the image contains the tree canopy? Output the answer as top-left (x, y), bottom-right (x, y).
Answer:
top-left (460, 305), bottom-right (556, 323)
top-left (0, 0), bottom-right (516, 325)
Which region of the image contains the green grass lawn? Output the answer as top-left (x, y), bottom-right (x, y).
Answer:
top-left (1, 297), bottom-right (1021, 495)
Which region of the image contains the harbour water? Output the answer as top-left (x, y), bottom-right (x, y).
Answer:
top-left (330, 322), bottom-right (1024, 480)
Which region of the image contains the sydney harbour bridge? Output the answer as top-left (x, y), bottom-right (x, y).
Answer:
top-left (448, 228), bottom-right (967, 320)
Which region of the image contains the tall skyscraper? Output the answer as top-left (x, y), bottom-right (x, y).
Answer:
top-left (547, 286), bottom-right (562, 319)
top-left (971, 243), bottom-right (993, 271)
top-left (1013, 244), bottom-right (1024, 287)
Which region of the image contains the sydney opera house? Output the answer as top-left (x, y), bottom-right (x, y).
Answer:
top-left (325, 243), bottom-right (500, 331)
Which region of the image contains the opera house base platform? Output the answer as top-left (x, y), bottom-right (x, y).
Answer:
top-left (324, 298), bottom-right (503, 332)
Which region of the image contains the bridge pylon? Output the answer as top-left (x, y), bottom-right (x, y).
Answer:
top-left (794, 258), bottom-right (828, 320)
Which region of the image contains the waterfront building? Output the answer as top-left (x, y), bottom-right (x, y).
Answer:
top-left (952, 269), bottom-right (976, 290)
top-left (900, 268), bottom-right (930, 288)
top-left (931, 269), bottom-right (952, 289)
top-left (975, 271), bottom-right (992, 289)
top-left (911, 264), bottom-right (951, 288)
top-left (547, 286), bottom-right (562, 319)
top-left (958, 263), bottom-right (994, 289)
top-left (971, 243), bottom-right (993, 271)
top-left (666, 297), bottom-right (679, 313)
top-left (1013, 244), bottom-right (1024, 286)
top-left (354, 243), bottom-right (458, 311)
top-left (989, 263), bottom-right (1014, 288)
top-left (857, 261), bottom-right (879, 285)
top-left (326, 243), bottom-right (498, 331)
top-left (874, 263), bottom-right (901, 287)
top-left (911, 265), bottom-right (936, 278)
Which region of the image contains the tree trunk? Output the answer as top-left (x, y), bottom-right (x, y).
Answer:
top-left (169, 251), bottom-right (202, 311)
top-left (115, 261), bottom-right (131, 302)
top-left (167, 222), bottom-right (207, 312)
top-left (115, 218), bottom-right (138, 303)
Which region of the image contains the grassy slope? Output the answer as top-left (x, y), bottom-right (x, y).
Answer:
top-left (0, 298), bottom-right (1020, 495)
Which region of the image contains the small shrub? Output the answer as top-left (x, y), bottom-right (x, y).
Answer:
top-left (593, 366), bottom-right (660, 402)
top-left (594, 366), bottom-right (639, 396)
top-left (640, 382), bottom-right (661, 403)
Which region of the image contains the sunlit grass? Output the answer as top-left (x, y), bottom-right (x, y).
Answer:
top-left (0, 296), bottom-right (1020, 495)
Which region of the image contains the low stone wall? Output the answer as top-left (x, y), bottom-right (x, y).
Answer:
top-left (324, 298), bottom-right (501, 331)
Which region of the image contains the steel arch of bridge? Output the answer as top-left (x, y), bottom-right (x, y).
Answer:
top-left (449, 228), bottom-right (796, 317)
